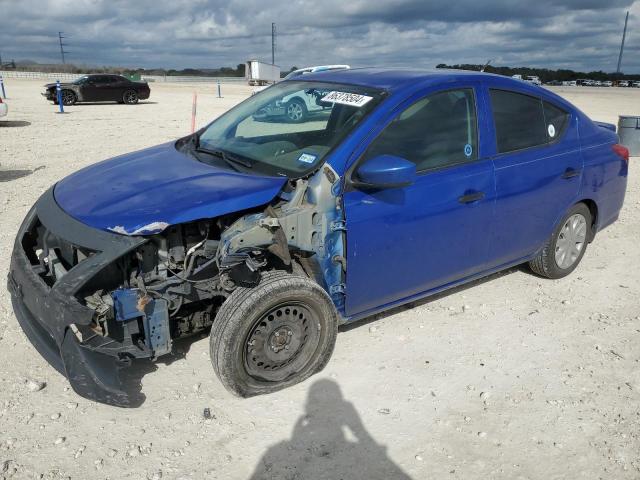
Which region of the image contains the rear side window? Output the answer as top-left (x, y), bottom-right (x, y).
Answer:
top-left (490, 89), bottom-right (547, 153)
top-left (543, 101), bottom-right (570, 140)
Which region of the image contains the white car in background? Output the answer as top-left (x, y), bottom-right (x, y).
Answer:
top-left (0, 97), bottom-right (7, 118)
top-left (253, 65), bottom-right (350, 122)
top-left (525, 75), bottom-right (542, 86)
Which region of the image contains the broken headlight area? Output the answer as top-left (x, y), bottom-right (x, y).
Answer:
top-left (74, 219), bottom-right (238, 362)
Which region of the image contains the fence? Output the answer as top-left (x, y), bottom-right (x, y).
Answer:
top-left (0, 70), bottom-right (81, 81)
top-left (0, 70), bottom-right (247, 84)
top-left (141, 75), bottom-right (246, 84)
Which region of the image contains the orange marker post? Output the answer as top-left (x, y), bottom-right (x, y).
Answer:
top-left (191, 92), bottom-right (198, 133)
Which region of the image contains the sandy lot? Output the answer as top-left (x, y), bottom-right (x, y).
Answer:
top-left (0, 79), bottom-right (639, 480)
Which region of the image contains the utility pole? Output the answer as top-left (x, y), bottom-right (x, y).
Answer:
top-left (271, 22), bottom-right (276, 65)
top-left (58, 31), bottom-right (68, 64)
top-left (616, 11), bottom-right (629, 73)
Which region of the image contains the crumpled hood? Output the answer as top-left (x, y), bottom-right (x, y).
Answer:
top-left (54, 142), bottom-right (287, 235)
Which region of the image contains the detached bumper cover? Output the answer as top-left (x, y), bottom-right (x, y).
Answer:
top-left (7, 187), bottom-right (147, 407)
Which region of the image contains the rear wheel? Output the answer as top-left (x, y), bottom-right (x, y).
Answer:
top-left (123, 90), bottom-right (139, 104)
top-left (529, 203), bottom-right (591, 279)
top-left (210, 271), bottom-right (338, 397)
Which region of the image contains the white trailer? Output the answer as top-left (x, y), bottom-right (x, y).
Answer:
top-left (245, 60), bottom-right (281, 86)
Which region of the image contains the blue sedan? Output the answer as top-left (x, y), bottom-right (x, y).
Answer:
top-left (8, 68), bottom-right (629, 406)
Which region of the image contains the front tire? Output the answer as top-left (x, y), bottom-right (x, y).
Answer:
top-left (123, 90), bottom-right (139, 104)
top-left (210, 271), bottom-right (338, 397)
top-left (529, 203), bottom-right (591, 279)
top-left (61, 90), bottom-right (77, 105)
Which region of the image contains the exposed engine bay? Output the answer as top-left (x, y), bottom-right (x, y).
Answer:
top-left (26, 164), bottom-right (345, 365)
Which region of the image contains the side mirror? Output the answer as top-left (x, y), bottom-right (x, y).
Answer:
top-left (354, 155), bottom-right (416, 189)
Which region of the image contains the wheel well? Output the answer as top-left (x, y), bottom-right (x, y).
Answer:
top-left (577, 199), bottom-right (598, 241)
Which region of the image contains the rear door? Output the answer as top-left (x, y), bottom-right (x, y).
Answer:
top-left (343, 85), bottom-right (496, 316)
top-left (109, 75), bottom-right (128, 101)
top-left (485, 87), bottom-right (582, 267)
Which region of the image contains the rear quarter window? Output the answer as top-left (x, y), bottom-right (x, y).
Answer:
top-left (543, 101), bottom-right (570, 141)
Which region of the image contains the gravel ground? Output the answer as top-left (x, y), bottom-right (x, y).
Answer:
top-left (0, 80), bottom-right (639, 480)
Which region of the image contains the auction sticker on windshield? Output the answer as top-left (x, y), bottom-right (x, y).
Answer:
top-left (321, 91), bottom-right (373, 107)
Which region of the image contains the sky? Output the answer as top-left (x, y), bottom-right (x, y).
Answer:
top-left (0, 0), bottom-right (639, 73)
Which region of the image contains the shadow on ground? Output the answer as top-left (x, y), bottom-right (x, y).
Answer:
top-left (111, 266), bottom-right (524, 406)
top-left (340, 266), bottom-right (522, 332)
top-left (0, 120), bottom-right (31, 127)
top-left (68, 101), bottom-right (159, 106)
top-left (0, 166), bottom-right (45, 182)
top-left (117, 334), bottom-right (201, 407)
top-left (249, 379), bottom-right (412, 480)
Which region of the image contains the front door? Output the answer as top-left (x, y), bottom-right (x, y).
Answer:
top-left (80, 76), bottom-right (113, 102)
top-left (343, 87), bottom-right (496, 317)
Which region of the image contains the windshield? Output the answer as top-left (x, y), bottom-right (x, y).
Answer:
top-left (196, 81), bottom-right (384, 177)
top-left (73, 76), bottom-right (89, 85)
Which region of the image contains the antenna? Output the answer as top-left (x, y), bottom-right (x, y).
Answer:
top-left (616, 11), bottom-right (629, 73)
top-left (58, 31), bottom-right (69, 64)
top-left (481, 59), bottom-right (493, 72)
top-left (271, 22), bottom-right (276, 65)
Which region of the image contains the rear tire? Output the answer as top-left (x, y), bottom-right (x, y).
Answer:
top-left (123, 90), bottom-right (139, 104)
top-left (210, 271), bottom-right (338, 397)
top-left (529, 203), bottom-right (591, 279)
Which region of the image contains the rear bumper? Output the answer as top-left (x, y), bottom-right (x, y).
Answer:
top-left (7, 187), bottom-right (148, 407)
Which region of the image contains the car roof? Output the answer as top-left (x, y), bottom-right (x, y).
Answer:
top-left (294, 67), bottom-right (536, 93)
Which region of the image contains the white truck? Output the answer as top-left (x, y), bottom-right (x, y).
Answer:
top-left (245, 60), bottom-right (281, 86)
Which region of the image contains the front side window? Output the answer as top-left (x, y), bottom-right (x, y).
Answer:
top-left (73, 75), bottom-right (89, 85)
top-left (361, 89), bottom-right (478, 172)
top-left (196, 81), bottom-right (384, 177)
top-left (490, 89), bottom-right (569, 154)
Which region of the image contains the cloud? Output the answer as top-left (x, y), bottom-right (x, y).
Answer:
top-left (0, 0), bottom-right (638, 72)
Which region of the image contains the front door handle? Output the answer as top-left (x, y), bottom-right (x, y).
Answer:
top-left (561, 168), bottom-right (581, 179)
top-left (458, 191), bottom-right (485, 204)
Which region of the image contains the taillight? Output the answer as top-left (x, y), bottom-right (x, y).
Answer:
top-left (613, 144), bottom-right (629, 163)
top-left (0, 97), bottom-right (3, 103)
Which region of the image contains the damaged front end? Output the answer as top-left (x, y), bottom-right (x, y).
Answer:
top-left (8, 164), bottom-right (346, 407)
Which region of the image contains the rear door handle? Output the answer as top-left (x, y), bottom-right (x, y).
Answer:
top-left (561, 168), bottom-right (581, 179)
top-left (458, 191), bottom-right (485, 204)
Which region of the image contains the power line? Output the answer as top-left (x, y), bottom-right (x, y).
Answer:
top-left (616, 11), bottom-right (629, 73)
top-left (58, 31), bottom-right (69, 64)
top-left (271, 22), bottom-right (276, 65)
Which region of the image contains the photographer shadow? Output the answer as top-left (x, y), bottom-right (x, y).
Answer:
top-left (249, 379), bottom-right (412, 480)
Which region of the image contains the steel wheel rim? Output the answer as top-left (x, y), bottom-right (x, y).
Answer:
top-left (554, 213), bottom-right (587, 269)
top-left (244, 302), bottom-right (320, 382)
top-left (287, 103), bottom-right (303, 121)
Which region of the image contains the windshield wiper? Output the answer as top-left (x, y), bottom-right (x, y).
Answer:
top-left (195, 146), bottom-right (253, 170)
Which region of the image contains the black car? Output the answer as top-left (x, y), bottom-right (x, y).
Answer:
top-left (43, 74), bottom-right (151, 105)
